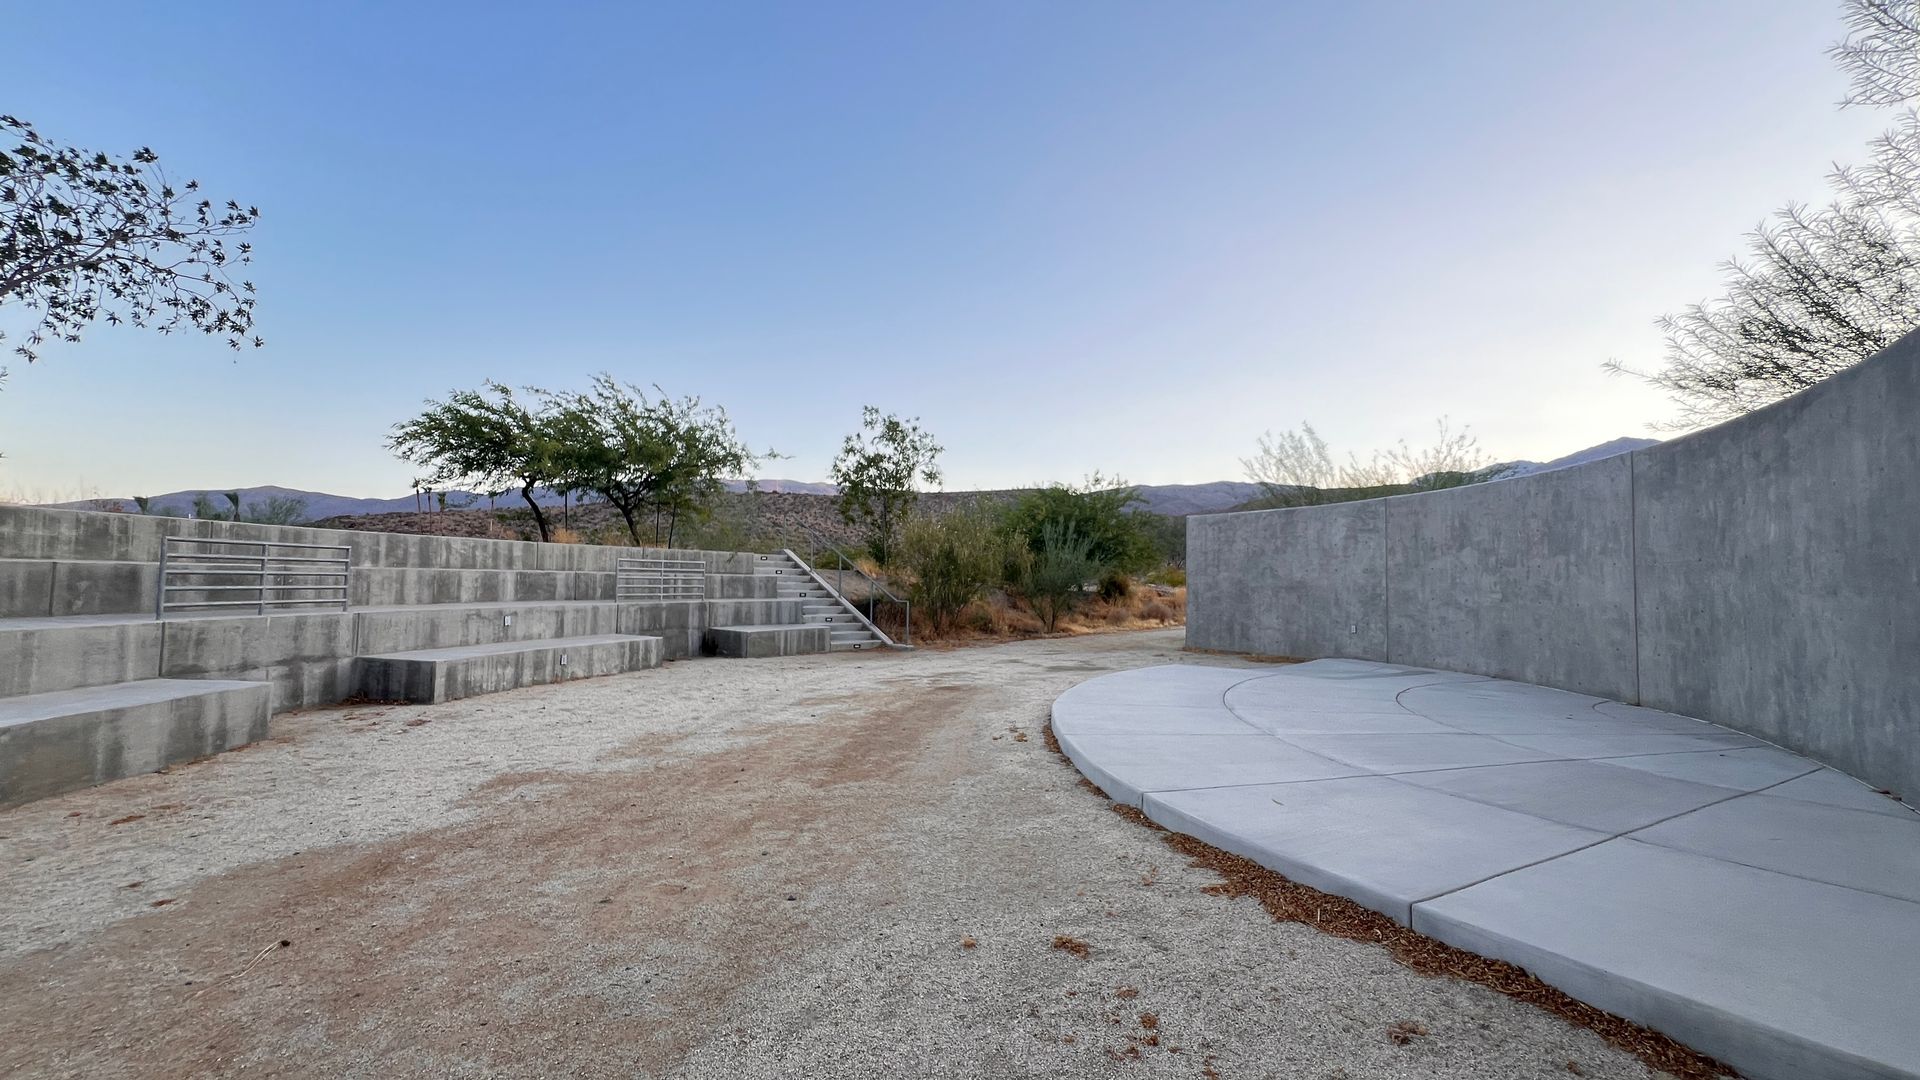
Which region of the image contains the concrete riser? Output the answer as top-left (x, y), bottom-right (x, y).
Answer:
top-left (705, 599), bottom-right (805, 626)
top-left (0, 504), bottom-right (761, 574)
top-left (0, 622), bottom-right (166, 700)
top-left (0, 559), bottom-right (790, 619)
top-left (0, 683), bottom-right (270, 809)
top-left (0, 600), bottom-right (713, 710)
top-left (705, 625), bottom-right (830, 658)
top-left (705, 574), bottom-right (782, 599)
top-left (355, 638), bottom-right (662, 705)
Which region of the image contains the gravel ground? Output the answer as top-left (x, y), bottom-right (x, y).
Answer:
top-left (0, 629), bottom-right (1667, 1079)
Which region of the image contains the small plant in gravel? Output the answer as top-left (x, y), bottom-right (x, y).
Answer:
top-left (1050, 934), bottom-right (1090, 958)
top-left (1386, 1019), bottom-right (1430, 1045)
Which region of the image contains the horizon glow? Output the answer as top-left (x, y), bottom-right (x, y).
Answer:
top-left (0, 1), bottom-right (1896, 501)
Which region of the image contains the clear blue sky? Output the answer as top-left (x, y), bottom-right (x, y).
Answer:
top-left (0, 1), bottom-right (1893, 498)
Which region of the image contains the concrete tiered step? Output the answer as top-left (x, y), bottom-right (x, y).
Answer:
top-left (756, 553), bottom-right (887, 652)
top-left (355, 633), bottom-right (663, 704)
top-left (706, 623), bottom-right (831, 658)
top-left (0, 678), bottom-right (271, 808)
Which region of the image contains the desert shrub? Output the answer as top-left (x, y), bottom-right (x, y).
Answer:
top-left (549, 526), bottom-right (584, 544)
top-left (1097, 571), bottom-right (1131, 602)
top-left (1141, 599), bottom-right (1174, 624)
top-left (242, 495), bottom-right (311, 525)
top-left (1001, 476), bottom-right (1157, 578)
top-left (1134, 511), bottom-right (1187, 567)
top-left (1010, 522), bottom-right (1100, 633)
top-left (897, 507), bottom-right (1006, 633)
top-left (1147, 566), bottom-right (1187, 588)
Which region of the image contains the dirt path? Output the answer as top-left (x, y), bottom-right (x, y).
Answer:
top-left (0, 631), bottom-right (1667, 1079)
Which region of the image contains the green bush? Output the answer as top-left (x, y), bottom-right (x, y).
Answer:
top-left (1147, 566), bottom-right (1187, 588)
top-left (1001, 477), bottom-right (1156, 578)
top-left (1134, 511), bottom-right (1186, 568)
top-left (898, 507), bottom-right (1006, 632)
top-left (1010, 522), bottom-right (1100, 633)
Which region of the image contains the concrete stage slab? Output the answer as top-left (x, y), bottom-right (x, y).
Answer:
top-left (1051, 659), bottom-right (1920, 1080)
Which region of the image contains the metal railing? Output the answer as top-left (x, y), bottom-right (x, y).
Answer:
top-left (157, 536), bottom-right (352, 618)
top-left (787, 537), bottom-right (911, 647)
top-left (616, 556), bottom-right (707, 601)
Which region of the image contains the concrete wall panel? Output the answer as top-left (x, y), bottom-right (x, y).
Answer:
top-left (159, 612), bottom-right (358, 712)
top-left (0, 621), bottom-right (163, 697)
top-left (0, 560), bottom-right (56, 617)
top-left (52, 560), bottom-right (158, 616)
top-left (1633, 342), bottom-right (1920, 797)
top-left (1187, 331), bottom-right (1920, 798)
top-left (1185, 501), bottom-right (1387, 660)
top-left (1384, 456), bottom-right (1637, 699)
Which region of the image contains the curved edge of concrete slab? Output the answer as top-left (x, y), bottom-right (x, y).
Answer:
top-left (1050, 660), bottom-right (1920, 1080)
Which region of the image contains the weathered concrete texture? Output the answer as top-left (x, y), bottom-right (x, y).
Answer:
top-left (355, 634), bottom-right (662, 704)
top-left (348, 567), bottom-right (617, 607)
top-left (0, 618), bottom-right (164, 697)
top-left (704, 573), bottom-right (781, 599)
top-left (704, 624), bottom-right (830, 658)
top-left (704, 599), bottom-right (805, 626)
top-left (0, 503), bottom-right (765, 620)
top-left (1632, 338), bottom-right (1920, 805)
top-left (1053, 661), bottom-right (1920, 1080)
top-left (0, 503), bottom-right (756, 576)
top-left (352, 601), bottom-right (619, 656)
top-left (52, 561), bottom-right (159, 617)
top-left (159, 611), bottom-right (358, 713)
top-left (0, 678), bottom-right (270, 808)
top-left (1186, 500), bottom-right (1386, 660)
top-left (1385, 456), bottom-right (1637, 698)
top-left (1187, 331), bottom-right (1920, 798)
top-left (0, 559), bottom-right (159, 618)
top-left (0, 559), bottom-right (55, 617)
top-left (0, 595), bottom-right (797, 720)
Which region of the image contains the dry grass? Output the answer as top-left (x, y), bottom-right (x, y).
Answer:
top-left (1042, 721), bottom-right (1733, 1080)
top-left (1181, 645), bottom-right (1303, 665)
top-left (900, 585), bottom-right (1187, 649)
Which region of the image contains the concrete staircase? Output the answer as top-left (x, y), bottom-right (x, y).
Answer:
top-left (0, 505), bottom-right (928, 809)
top-left (762, 551), bottom-right (890, 652)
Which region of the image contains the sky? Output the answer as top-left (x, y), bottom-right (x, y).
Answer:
top-left (0, 1), bottom-right (1898, 499)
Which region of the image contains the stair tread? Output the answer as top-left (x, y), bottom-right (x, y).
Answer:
top-left (0, 678), bottom-right (267, 727)
top-left (359, 633), bottom-right (660, 662)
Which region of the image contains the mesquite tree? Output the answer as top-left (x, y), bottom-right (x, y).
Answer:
top-left (0, 115), bottom-right (260, 370)
top-left (1614, 0), bottom-right (1920, 426)
top-left (548, 375), bottom-right (762, 546)
top-left (830, 406), bottom-right (943, 565)
top-left (389, 383), bottom-right (564, 541)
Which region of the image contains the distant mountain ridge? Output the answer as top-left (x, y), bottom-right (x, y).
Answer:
top-left (48, 438), bottom-right (1661, 522)
top-left (1490, 436), bottom-right (1660, 480)
top-left (51, 479), bottom-right (839, 520)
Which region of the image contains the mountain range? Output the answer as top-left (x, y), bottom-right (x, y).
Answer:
top-left (51, 437), bottom-right (1660, 521)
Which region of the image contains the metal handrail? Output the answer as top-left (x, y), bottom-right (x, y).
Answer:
top-left (786, 535), bottom-right (911, 647)
top-left (157, 536), bottom-right (351, 618)
top-left (616, 556), bottom-right (707, 601)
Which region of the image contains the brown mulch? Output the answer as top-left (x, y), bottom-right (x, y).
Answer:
top-left (1042, 721), bottom-right (1733, 1080)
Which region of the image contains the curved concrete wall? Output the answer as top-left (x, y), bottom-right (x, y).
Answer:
top-left (1188, 330), bottom-right (1920, 799)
